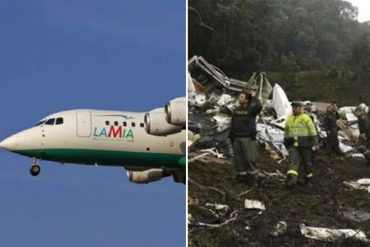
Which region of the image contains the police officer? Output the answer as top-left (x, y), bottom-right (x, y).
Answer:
top-left (229, 90), bottom-right (262, 184)
top-left (284, 102), bottom-right (319, 187)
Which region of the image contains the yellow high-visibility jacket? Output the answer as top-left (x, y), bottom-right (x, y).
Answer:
top-left (284, 113), bottom-right (318, 147)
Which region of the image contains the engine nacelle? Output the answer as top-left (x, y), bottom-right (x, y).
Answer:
top-left (127, 169), bottom-right (167, 184)
top-left (145, 108), bottom-right (182, 136)
top-left (165, 97), bottom-right (186, 126)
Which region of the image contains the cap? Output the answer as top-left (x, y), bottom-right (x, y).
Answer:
top-left (291, 101), bottom-right (303, 107)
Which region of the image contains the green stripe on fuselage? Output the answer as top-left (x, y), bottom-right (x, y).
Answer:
top-left (14, 149), bottom-right (184, 168)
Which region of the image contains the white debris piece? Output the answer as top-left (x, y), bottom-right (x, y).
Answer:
top-left (213, 114), bottom-right (231, 132)
top-left (257, 123), bottom-right (285, 143)
top-left (339, 142), bottom-right (354, 153)
top-left (338, 106), bottom-right (355, 116)
top-left (257, 123), bottom-right (289, 158)
top-left (345, 153), bottom-right (365, 160)
top-left (194, 94), bottom-right (206, 107)
top-left (244, 199), bottom-right (266, 210)
top-left (342, 208), bottom-right (370, 222)
top-left (188, 148), bottom-right (226, 163)
top-left (345, 112), bottom-right (358, 123)
top-left (204, 203), bottom-right (230, 214)
top-left (217, 94), bottom-right (234, 106)
top-left (270, 221), bottom-right (287, 237)
top-left (300, 224), bottom-right (370, 242)
top-left (344, 178), bottom-right (370, 194)
top-left (272, 84), bottom-right (291, 119)
top-left (270, 117), bottom-right (287, 129)
top-left (346, 153), bottom-right (365, 159)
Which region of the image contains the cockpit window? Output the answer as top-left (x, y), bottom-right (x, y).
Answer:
top-left (55, 118), bottom-right (64, 125)
top-left (45, 118), bottom-right (55, 125)
top-left (34, 120), bottom-right (46, 126)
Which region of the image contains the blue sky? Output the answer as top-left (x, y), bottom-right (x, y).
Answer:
top-left (0, 1), bottom-right (185, 246)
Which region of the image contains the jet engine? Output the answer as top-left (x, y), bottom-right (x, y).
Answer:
top-left (165, 97), bottom-right (186, 126)
top-left (144, 108), bottom-right (181, 136)
top-left (127, 168), bottom-right (170, 184)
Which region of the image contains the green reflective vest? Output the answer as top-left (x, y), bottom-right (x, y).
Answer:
top-left (284, 113), bottom-right (318, 147)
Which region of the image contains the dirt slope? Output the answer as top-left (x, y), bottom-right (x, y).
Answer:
top-left (189, 148), bottom-right (370, 247)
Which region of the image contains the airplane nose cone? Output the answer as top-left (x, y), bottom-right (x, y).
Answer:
top-left (0, 135), bottom-right (20, 151)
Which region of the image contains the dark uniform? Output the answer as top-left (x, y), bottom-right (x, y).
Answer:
top-left (229, 97), bottom-right (262, 180)
top-left (354, 112), bottom-right (370, 166)
top-left (358, 115), bottom-right (370, 149)
top-left (324, 110), bottom-right (340, 154)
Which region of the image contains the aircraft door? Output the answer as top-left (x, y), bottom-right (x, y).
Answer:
top-left (76, 111), bottom-right (92, 137)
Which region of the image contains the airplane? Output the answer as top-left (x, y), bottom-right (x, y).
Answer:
top-left (0, 97), bottom-right (186, 184)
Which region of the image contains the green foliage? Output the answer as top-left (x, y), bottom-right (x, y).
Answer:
top-left (348, 34), bottom-right (370, 82)
top-left (189, 0), bottom-right (370, 104)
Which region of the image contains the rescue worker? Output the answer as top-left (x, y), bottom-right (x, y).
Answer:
top-left (284, 102), bottom-right (319, 187)
top-left (303, 105), bottom-right (320, 172)
top-left (229, 90), bottom-right (262, 185)
top-left (354, 106), bottom-right (370, 149)
top-left (324, 104), bottom-right (340, 154)
top-left (354, 106), bottom-right (370, 165)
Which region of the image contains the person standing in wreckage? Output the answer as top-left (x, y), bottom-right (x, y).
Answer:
top-left (353, 106), bottom-right (370, 165)
top-left (284, 102), bottom-right (319, 187)
top-left (324, 103), bottom-right (340, 155)
top-left (229, 90), bottom-right (262, 185)
top-left (354, 106), bottom-right (370, 149)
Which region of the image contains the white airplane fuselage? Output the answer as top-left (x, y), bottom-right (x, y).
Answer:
top-left (0, 109), bottom-right (186, 169)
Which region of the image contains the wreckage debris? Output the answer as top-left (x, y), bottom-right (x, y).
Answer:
top-left (270, 221), bottom-right (288, 237)
top-left (188, 56), bottom-right (274, 158)
top-left (189, 210), bottom-right (238, 228)
top-left (244, 199), bottom-right (266, 211)
top-left (188, 148), bottom-right (226, 163)
top-left (342, 207), bottom-right (370, 222)
top-left (188, 55), bottom-right (370, 245)
top-left (188, 55), bottom-right (368, 163)
top-left (343, 178), bottom-right (370, 194)
top-left (300, 224), bottom-right (370, 243)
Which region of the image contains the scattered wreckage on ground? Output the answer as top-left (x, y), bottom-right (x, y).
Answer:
top-left (188, 55), bottom-right (369, 163)
top-left (188, 56), bottom-right (370, 245)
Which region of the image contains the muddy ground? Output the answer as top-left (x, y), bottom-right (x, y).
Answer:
top-left (188, 147), bottom-right (370, 247)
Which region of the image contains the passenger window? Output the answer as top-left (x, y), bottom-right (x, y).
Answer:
top-left (56, 118), bottom-right (64, 125)
top-left (114, 121), bottom-right (118, 126)
top-left (123, 122), bottom-right (127, 127)
top-left (105, 121), bottom-right (110, 126)
top-left (45, 118), bottom-right (55, 125)
top-left (140, 123), bottom-right (144, 128)
top-left (131, 122), bottom-right (136, 127)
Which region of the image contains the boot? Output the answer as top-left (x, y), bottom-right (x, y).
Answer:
top-left (234, 174), bottom-right (247, 183)
top-left (304, 176), bottom-right (314, 189)
top-left (286, 174), bottom-right (298, 187)
top-left (245, 173), bottom-right (257, 187)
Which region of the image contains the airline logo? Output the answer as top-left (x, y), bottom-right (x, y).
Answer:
top-left (93, 114), bottom-right (135, 142)
top-left (93, 125), bottom-right (134, 142)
